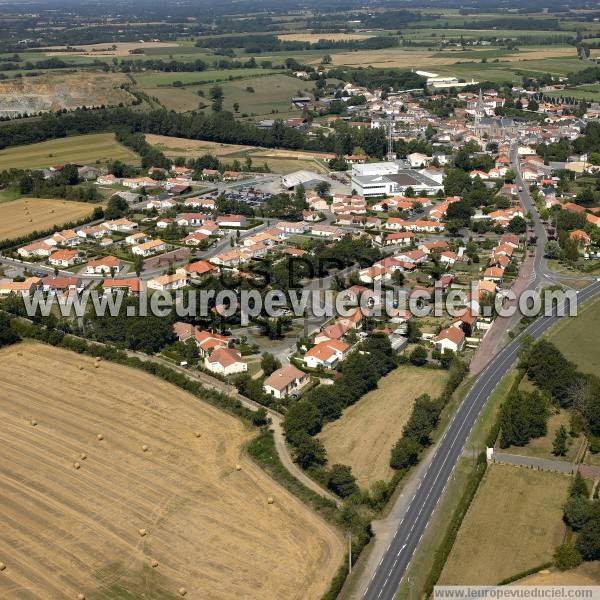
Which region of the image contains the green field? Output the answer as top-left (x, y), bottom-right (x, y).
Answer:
top-left (0, 133), bottom-right (140, 170)
top-left (134, 68), bottom-right (281, 88)
top-left (193, 73), bottom-right (317, 119)
top-left (546, 84), bottom-right (600, 101)
top-left (547, 295), bottom-right (600, 376)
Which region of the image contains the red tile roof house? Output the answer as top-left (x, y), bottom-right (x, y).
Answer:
top-left (263, 365), bottom-right (310, 399)
top-left (48, 249), bottom-right (80, 268)
top-left (204, 348), bottom-right (247, 376)
top-left (85, 256), bottom-right (122, 275)
top-left (434, 326), bottom-right (465, 354)
top-left (183, 260), bottom-right (218, 280)
top-left (101, 278), bottom-right (141, 295)
top-left (314, 321), bottom-right (351, 344)
top-left (304, 339), bottom-right (350, 370)
top-left (195, 330), bottom-right (230, 356)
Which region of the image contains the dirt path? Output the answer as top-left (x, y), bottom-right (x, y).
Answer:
top-left (126, 351), bottom-right (342, 506)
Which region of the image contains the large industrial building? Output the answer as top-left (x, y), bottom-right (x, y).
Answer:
top-left (351, 162), bottom-right (444, 197)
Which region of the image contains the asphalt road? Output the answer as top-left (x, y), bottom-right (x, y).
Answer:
top-left (363, 144), bottom-right (600, 600)
top-left (362, 278), bottom-right (600, 600)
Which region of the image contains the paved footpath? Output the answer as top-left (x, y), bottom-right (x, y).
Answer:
top-left (491, 451), bottom-right (600, 480)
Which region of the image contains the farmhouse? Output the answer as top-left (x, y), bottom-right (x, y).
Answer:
top-left (263, 365), bottom-right (309, 399)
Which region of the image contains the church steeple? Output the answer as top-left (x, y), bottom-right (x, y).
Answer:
top-left (475, 88), bottom-right (484, 126)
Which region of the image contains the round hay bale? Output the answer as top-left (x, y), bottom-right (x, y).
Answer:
top-left (142, 444), bottom-right (149, 452)
top-left (17, 351), bottom-right (22, 356)
top-left (138, 528), bottom-right (147, 537)
top-left (178, 588), bottom-right (187, 597)
top-left (194, 431), bottom-right (201, 438)
top-left (78, 365), bottom-right (84, 370)
top-left (0, 562), bottom-right (6, 571)
top-left (80, 453), bottom-right (87, 461)
top-left (94, 364), bottom-right (100, 369)
top-left (97, 433), bottom-right (104, 441)
top-left (95, 357), bottom-right (102, 362)
top-left (77, 594), bottom-right (85, 600)
top-left (267, 496), bottom-right (274, 505)
top-left (30, 419), bottom-right (37, 426)
top-left (235, 464), bottom-right (242, 471)
top-left (73, 462), bottom-right (81, 470)
top-left (151, 559), bottom-right (159, 568)
top-left (28, 218), bottom-right (32, 222)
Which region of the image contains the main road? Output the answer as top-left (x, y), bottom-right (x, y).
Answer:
top-left (362, 144), bottom-right (600, 600)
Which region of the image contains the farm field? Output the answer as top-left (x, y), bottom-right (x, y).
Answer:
top-left (546, 85), bottom-right (600, 101)
top-left (439, 465), bottom-right (569, 585)
top-left (41, 41), bottom-right (182, 57)
top-left (134, 68), bottom-right (280, 88)
top-left (144, 86), bottom-right (205, 112)
top-left (0, 133), bottom-right (139, 171)
top-left (277, 32), bottom-right (377, 42)
top-left (515, 562), bottom-right (600, 585)
top-left (0, 198), bottom-right (95, 241)
top-left (0, 342), bottom-right (344, 600)
top-left (193, 73), bottom-right (316, 119)
top-left (146, 134), bottom-right (331, 173)
top-left (318, 366), bottom-right (447, 489)
top-left (547, 295), bottom-right (600, 375)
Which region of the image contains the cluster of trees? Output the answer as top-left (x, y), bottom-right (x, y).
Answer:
top-left (14, 165), bottom-right (101, 202)
top-left (326, 67), bottom-right (426, 92)
top-left (555, 473), bottom-right (600, 569)
top-left (115, 129), bottom-right (171, 170)
top-left (283, 336), bottom-right (396, 491)
top-left (85, 295), bottom-right (176, 353)
top-left (197, 33), bottom-right (398, 54)
top-left (537, 122), bottom-right (600, 162)
top-left (498, 389), bottom-right (549, 448)
top-left (520, 339), bottom-right (600, 442)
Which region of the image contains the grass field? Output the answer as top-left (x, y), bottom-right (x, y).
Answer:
top-left (0, 134), bottom-right (139, 171)
top-left (499, 408), bottom-right (580, 463)
top-left (515, 561), bottom-right (600, 585)
top-left (193, 73), bottom-right (316, 119)
top-left (134, 68), bottom-right (280, 88)
top-left (547, 295), bottom-right (600, 375)
top-left (277, 32), bottom-right (376, 42)
top-left (0, 342), bottom-right (344, 599)
top-left (318, 366), bottom-right (447, 489)
top-left (439, 465), bottom-right (569, 585)
top-left (0, 198), bottom-right (95, 241)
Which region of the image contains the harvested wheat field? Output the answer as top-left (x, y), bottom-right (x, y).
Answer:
top-left (0, 342), bottom-right (343, 600)
top-left (318, 366), bottom-right (447, 489)
top-left (0, 198), bottom-right (94, 242)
